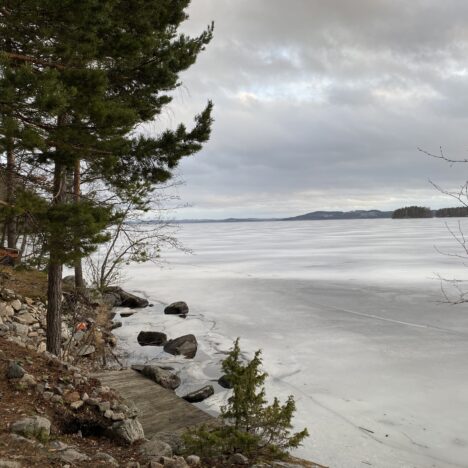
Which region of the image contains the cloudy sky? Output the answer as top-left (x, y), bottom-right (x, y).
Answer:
top-left (159, 0), bottom-right (468, 219)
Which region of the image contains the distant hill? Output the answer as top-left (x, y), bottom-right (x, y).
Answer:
top-left (283, 210), bottom-right (393, 221)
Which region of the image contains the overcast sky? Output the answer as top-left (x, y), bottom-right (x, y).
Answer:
top-left (158, 0), bottom-right (468, 219)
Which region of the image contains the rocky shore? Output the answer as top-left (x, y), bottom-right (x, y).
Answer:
top-left (0, 268), bottom-right (321, 467)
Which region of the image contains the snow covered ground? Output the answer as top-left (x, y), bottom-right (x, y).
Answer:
top-left (113, 219), bottom-right (468, 468)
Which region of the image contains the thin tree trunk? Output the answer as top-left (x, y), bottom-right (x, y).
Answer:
top-left (73, 158), bottom-right (85, 290)
top-left (6, 133), bottom-right (16, 249)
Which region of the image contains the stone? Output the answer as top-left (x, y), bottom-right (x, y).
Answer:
top-left (19, 373), bottom-right (36, 387)
top-left (182, 385), bottom-right (214, 403)
top-left (70, 400), bottom-right (84, 410)
top-left (110, 418), bottom-right (145, 445)
top-left (139, 437), bottom-right (172, 459)
top-left (49, 440), bottom-right (69, 450)
top-left (12, 323), bottom-right (28, 336)
top-left (141, 365), bottom-right (181, 390)
top-left (94, 452), bottom-right (119, 466)
top-left (147, 462), bottom-right (164, 468)
top-left (163, 334), bottom-right (197, 359)
top-left (13, 313), bottom-right (35, 325)
top-left (103, 286), bottom-right (148, 308)
top-left (99, 401), bottom-right (111, 412)
top-left (228, 453), bottom-right (249, 465)
top-left (10, 416), bottom-right (51, 440)
top-left (137, 331), bottom-right (168, 347)
top-left (64, 391), bottom-right (81, 403)
top-left (111, 321), bottom-right (122, 330)
top-left (121, 311), bottom-right (136, 318)
top-left (218, 374), bottom-right (233, 389)
top-left (186, 455), bottom-right (201, 466)
top-left (57, 448), bottom-right (90, 463)
top-left (153, 432), bottom-right (185, 455)
top-left (160, 457), bottom-right (188, 468)
top-left (164, 301), bottom-right (189, 316)
top-left (10, 300), bottom-right (22, 311)
top-left (104, 409), bottom-right (114, 419)
top-left (6, 362), bottom-right (25, 379)
top-left (77, 345), bottom-right (95, 356)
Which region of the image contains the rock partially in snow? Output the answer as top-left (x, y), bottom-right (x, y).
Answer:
top-left (163, 334), bottom-right (197, 359)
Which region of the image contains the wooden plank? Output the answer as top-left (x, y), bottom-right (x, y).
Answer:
top-left (95, 369), bottom-right (217, 437)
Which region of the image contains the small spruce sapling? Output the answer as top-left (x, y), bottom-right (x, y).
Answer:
top-left (184, 338), bottom-right (309, 462)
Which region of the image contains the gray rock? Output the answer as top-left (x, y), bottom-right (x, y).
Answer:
top-left (141, 365), bottom-right (181, 390)
top-left (182, 385), bottom-right (214, 403)
top-left (137, 331), bottom-right (167, 346)
top-left (10, 416), bottom-right (51, 440)
top-left (218, 374), bottom-right (233, 389)
top-left (12, 323), bottom-right (28, 336)
top-left (110, 418), bottom-right (145, 445)
top-left (186, 455), bottom-right (201, 466)
top-left (160, 457), bottom-right (188, 468)
top-left (104, 287), bottom-right (148, 308)
top-left (94, 452), bottom-right (119, 466)
top-left (10, 300), bottom-right (22, 311)
top-left (164, 301), bottom-right (189, 316)
top-left (77, 345), bottom-right (95, 356)
top-left (6, 362), bottom-right (25, 379)
top-left (13, 313), bottom-right (35, 325)
top-left (57, 448), bottom-right (90, 463)
top-left (111, 321), bottom-right (122, 330)
top-left (139, 437), bottom-right (173, 459)
top-left (163, 334), bottom-right (197, 359)
top-left (228, 453), bottom-right (249, 465)
top-left (153, 432), bottom-right (185, 455)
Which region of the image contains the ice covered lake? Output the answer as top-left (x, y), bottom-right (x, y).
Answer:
top-left (112, 219), bottom-right (468, 468)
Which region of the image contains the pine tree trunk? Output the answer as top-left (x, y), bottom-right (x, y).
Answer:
top-left (6, 134), bottom-right (16, 249)
top-left (46, 135), bottom-right (67, 355)
top-left (73, 158), bottom-right (85, 290)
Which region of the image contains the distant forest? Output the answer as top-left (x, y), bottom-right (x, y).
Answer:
top-left (392, 206), bottom-right (468, 219)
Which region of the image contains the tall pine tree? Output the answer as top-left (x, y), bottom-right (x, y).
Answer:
top-left (0, 0), bottom-right (214, 355)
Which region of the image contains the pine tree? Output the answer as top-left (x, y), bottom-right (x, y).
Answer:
top-left (0, 0), bottom-right (214, 355)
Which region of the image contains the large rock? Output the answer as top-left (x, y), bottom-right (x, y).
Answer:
top-left (137, 331), bottom-right (167, 347)
top-left (139, 437), bottom-right (173, 459)
top-left (182, 385), bottom-right (214, 403)
top-left (164, 302), bottom-right (189, 317)
top-left (6, 362), bottom-right (25, 379)
top-left (110, 418), bottom-right (145, 445)
top-left (163, 334), bottom-right (197, 359)
top-left (103, 287), bottom-right (148, 309)
top-left (141, 365), bottom-right (180, 390)
top-left (10, 416), bottom-right (51, 441)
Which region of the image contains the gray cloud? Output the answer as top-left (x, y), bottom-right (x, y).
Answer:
top-left (158, 0), bottom-right (468, 218)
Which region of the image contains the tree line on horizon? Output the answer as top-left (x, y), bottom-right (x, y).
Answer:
top-left (392, 206), bottom-right (468, 218)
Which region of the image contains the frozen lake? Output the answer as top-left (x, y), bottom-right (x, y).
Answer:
top-left (113, 219), bottom-right (468, 468)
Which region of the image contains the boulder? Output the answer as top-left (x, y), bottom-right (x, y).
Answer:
top-left (110, 418), bottom-right (145, 445)
top-left (137, 331), bottom-right (167, 347)
top-left (163, 334), bottom-right (197, 359)
top-left (12, 323), bottom-right (28, 336)
top-left (6, 362), bottom-right (25, 379)
top-left (10, 416), bottom-right (51, 441)
top-left (164, 301), bottom-right (189, 316)
top-left (218, 374), bottom-right (233, 389)
top-left (141, 365), bottom-right (180, 390)
top-left (182, 385), bottom-right (214, 403)
top-left (139, 437), bottom-right (173, 459)
top-left (103, 287), bottom-right (148, 308)
top-left (10, 300), bottom-right (21, 311)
